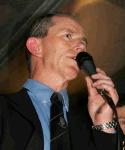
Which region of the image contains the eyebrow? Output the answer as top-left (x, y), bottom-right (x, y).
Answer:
top-left (62, 28), bottom-right (75, 34)
top-left (82, 37), bottom-right (88, 45)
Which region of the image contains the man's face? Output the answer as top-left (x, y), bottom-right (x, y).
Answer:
top-left (39, 16), bottom-right (87, 81)
top-left (117, 106), bottom-right (125, 135)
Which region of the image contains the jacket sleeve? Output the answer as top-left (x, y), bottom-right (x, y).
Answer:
top-left (68, 109), bottom-right (117, 150)
top-left (0, 95), bottom-right (5, 140)
top-left (92, 129), bottom-right (116, 150)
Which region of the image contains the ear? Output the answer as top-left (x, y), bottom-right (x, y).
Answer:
top-left (26, 37), bottom-right (42, 57)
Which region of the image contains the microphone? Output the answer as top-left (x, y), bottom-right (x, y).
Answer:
top-left (76, 52), bottom-right (116, 110)
top-left (76, 52), bottom-right (96, 76)
top-left (76, 52), bottom-right (122, 150)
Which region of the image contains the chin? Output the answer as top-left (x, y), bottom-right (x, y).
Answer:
top-left (66, 69), bottom-right (79, 81)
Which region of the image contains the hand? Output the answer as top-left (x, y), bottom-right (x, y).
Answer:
top-left (85, 68), bottom-right (119, 133)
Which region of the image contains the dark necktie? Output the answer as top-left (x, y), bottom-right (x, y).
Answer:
top-left (50, 92), bottom-right (71, 150)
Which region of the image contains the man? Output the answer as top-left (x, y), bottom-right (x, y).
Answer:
top-left (117, 93), bottom-right (125, 135)
top-left (116, 93), bottom-right (125, 149)
top-left (0, 13), bottom-right (118, 150)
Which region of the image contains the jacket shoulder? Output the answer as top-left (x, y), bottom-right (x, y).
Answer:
top-left (0, 89), bottom-right (28, 111)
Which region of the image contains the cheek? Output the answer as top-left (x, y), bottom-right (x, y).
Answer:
top-left (119, 119), bottom-right (125, 133)
top-left (53, 36), bottom-right (72, 49)
top-left (42, 37), bottom-right (72, 64)
top-left (121, 125), bottom-right (125, 135)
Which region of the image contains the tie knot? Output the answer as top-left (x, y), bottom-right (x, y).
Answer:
top-left (50, 92), bottom-right (64, 105)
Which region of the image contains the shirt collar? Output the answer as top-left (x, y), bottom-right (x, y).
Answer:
top-left (23, 79), bottom-right (69, 111)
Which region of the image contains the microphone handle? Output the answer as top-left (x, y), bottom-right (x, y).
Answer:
top-left (96, 88), bottom-right (116, 113)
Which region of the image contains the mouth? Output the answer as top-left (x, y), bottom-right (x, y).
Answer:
top-left (67, 51), bottom-right (84, 64)
top-left (71, 57), bottom-right (77, 65)
top-left (73, 56), bottom-right (76, 60)
top-left (71, 56), bottom-right (79, 69)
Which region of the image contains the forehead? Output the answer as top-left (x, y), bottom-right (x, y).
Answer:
top-left (49, 16), bottom-right (85, 35)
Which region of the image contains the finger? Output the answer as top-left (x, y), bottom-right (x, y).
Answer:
top-left (96, 68), bottom-right (106, 75)
top-left (91, 73), bottom-right (111, 81)
top-left (85, 76), bottom-right (98, 96)
top-left (93, 79), bottom-right (115, 88)
top-left (95, 84), bottom-right (119, 105)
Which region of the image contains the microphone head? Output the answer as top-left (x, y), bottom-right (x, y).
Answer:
top-left (76, 52), bottom-right (96, 75)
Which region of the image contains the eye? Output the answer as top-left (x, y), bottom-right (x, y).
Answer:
top-left (65, 33), bottom-right (72, 39)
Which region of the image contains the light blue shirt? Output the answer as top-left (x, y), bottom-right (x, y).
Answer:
top-left (23, 79), bottom-right (69, 150)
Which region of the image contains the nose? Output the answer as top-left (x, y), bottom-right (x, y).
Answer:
top-left (73, 41), bottom-right (87, 53)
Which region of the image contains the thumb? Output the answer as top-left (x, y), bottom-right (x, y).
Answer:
top-left (85, 76), bottom-right (97, 96)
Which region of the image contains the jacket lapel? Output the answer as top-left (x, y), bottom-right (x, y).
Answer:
top-left (5, 88), bottom-right (44, 150)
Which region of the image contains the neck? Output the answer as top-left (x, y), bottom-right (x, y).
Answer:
top-left (32, 74), bottom-right (68, 92)
top-left (30, 62), bottom-right (68, 92)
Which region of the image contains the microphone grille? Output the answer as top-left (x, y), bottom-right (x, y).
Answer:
top-left (76, 52), bottom-right (96, 75)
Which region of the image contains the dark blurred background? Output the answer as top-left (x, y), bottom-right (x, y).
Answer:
top-left (0, 0), bottom-right (125, 98)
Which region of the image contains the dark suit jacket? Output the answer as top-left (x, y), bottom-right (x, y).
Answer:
top-left (0, 88), bottom-right (116, 150)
